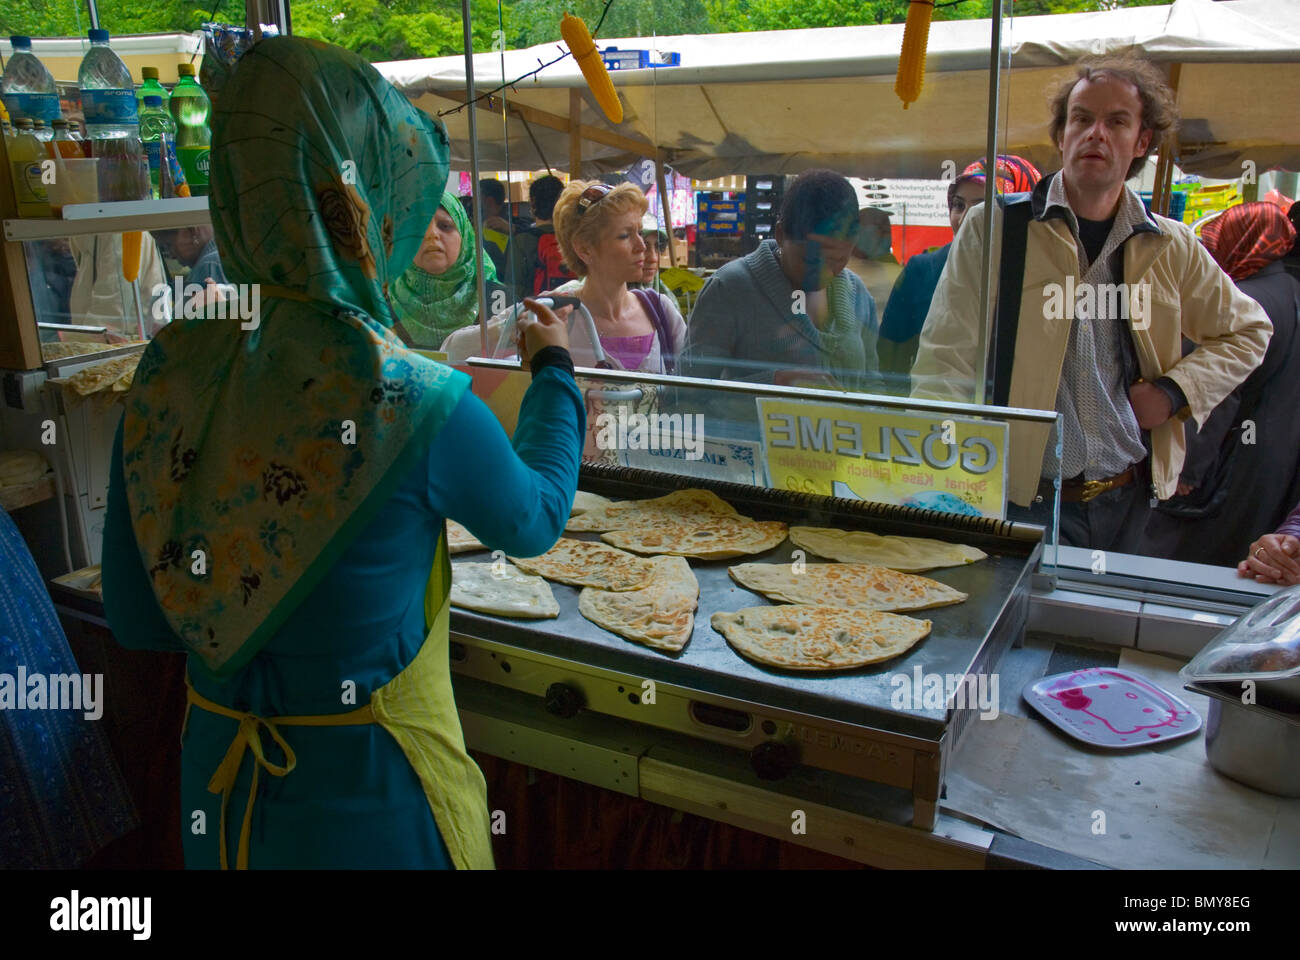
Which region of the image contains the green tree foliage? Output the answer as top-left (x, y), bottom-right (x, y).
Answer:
top-left (0, 0), bottom-right (1178, 61)
top-left (290, 0), bottom-right (500, 61)
top-left (1, 0), bottom-right (244, 39)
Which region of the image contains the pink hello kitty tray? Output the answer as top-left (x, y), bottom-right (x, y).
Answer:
top-left (1023, 668), bottom-right (1202, 749)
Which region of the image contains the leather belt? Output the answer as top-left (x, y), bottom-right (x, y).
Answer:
top-left (1055, 467), bottom-right (1137, 503)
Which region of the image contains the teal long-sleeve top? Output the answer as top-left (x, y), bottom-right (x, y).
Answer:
top-left (102, 363), bottom-right (584, 868)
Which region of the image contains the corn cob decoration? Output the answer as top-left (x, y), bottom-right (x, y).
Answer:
top-left (895, 0), bottom-right (935, 109)
top-left (561, 13), bottom-right (623, 124)
top-left (122, 231), bottom-right (142, 283)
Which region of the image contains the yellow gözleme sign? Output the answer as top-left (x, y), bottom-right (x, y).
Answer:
top-left (755, 399), bottom-right (1010, 519)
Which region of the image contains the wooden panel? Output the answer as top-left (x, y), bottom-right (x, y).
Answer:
top-left (0, 475), bottom-right (54, 512)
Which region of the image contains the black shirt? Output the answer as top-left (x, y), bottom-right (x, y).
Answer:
top-left (1076, 215), bottom-right (1116, 271)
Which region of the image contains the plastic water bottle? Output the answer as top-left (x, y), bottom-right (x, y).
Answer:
top-left (169, 63), bottom-right (210, 195)
top-left (137, 66), bottom-right (169, 113)
top-left (1, 36), bottom-right (61, 125)
top-left (140, 94), bottom-right (188, 199)
top-left (78, 29), bottom-right (148, 202)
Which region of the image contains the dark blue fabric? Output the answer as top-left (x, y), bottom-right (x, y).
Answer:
top-left (0, 507), bottom-right (137, 867)
top-left (880, 244), bottom-right (950, 345)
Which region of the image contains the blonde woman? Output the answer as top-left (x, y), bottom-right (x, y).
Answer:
top-left (441, 181), bottom-right (686, 372)
top-left (548, 180), bottom-right (685, 373)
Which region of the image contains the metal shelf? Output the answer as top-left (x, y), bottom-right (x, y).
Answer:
top-left (4, 197), bottom-right (210, 241)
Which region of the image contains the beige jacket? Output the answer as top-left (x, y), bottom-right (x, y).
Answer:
top-left (911, 199), bottom-right (1272, 506)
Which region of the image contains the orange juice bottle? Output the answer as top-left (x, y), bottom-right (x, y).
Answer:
top-left (46, 118), bottom-right (83, 158)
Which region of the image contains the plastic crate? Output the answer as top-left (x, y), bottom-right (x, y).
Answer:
top-left (600, 47), bottom-right (681, 71)
top-left (1139, 191), bottom-right (1188, 222)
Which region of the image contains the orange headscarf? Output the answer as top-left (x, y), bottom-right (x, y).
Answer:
top-left (1201, 202), bottom-right (1297, 282)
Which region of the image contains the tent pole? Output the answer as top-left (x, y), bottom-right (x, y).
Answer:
top-left (461, 0), bottom-right (489, 353)
top-left (1152, 63), bottom-right (1182, 218)
top-left (973, 0), bottom-right (1005, 408)
top-left (569, 89), bottom-right (582, 179)
top-left (656, 153), bottom-right (677, 268)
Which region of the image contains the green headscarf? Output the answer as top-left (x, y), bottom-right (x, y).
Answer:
top-left (121, 37), bottom-right (469, 678)
top-left (390, 190), bottom-right (498, 348)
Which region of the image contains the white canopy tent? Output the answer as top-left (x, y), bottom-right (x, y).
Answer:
top-left (377, 0), bottom-right (1300, 181)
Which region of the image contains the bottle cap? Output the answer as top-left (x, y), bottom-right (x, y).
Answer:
top-left (142, 67), bottom-right (160, 80)
top-left (15, 118), bottom-right (33, 129)
top-left (144, 95), bottom-right (163, 107)
top-left (10, 36), bottom-right (32, 50)
top-left (52, 118), bottom-right (68, 128)
top-left (178, 63), bottom-right (196, 77)
top-left (88, 29), bottom-right (110, 43)
top-left (33, 119), bottom-right (48, 127)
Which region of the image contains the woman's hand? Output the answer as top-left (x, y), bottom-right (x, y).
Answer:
top-left (516, 297), bottom-right (570, 369)
top-left (1238, 534), bottom-right (1300, 585)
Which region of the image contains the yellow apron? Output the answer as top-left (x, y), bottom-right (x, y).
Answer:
top-left (185, 532), bottom-right (494, 870)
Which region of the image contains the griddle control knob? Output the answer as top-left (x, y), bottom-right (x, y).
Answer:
top-left (750, 739), bottom-right (799, 780)
top-left (544, 682), bottom-right (585, 719)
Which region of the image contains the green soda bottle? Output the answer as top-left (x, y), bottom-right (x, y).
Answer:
top-left (169, 63), bottom-right (210, 196)
top-left (137, 66), bottom-right (169, 113)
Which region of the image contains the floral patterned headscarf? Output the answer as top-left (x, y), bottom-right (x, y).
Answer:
top-left (121, 37), bottom-right (469, 678)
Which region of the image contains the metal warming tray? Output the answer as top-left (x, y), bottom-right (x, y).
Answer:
top-left (450, 462), bottom-right (1042, 832)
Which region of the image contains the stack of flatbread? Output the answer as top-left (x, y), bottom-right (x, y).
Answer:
top-left (789, 526), bottom-right (987, 572)
top-left (566, 488), bottom-right (739, 532)
top-left (578, 555), bottom-right (698, 653)
top-left (729, 562), bottom-right (967, 613)
top-left (41, 341), bottom-right (138, 362)
top-left (509, 538), bottom-right (699, 654)
top-left (447, 520), bottom-right (486, 555)
top-left (0, 450), bottom-right (50, 488)
top-left (62, 353), bottom-right (141, 396)
top-left (446, 491), bottom-right (618, 556)
top-left (568, 488), bottom-right (787, 560)
top-left (712, 606), bottom-right (931, 671)
top-left (509, 538), bottom-right (658, 591)
top-left (450, 561), bottom-right (559, 619)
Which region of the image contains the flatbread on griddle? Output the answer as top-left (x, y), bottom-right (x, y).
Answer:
top-left (451, 562), bottom-right (559, 619)
top-left (508, 538), bottom-right (655, 591)
top-left (447, 519), bottom-right (486, 554)
top-left (789, 526), bottom-right (987, 572)
top-left (578, 556), bottom-right (699, 653)
top-left (729, 562), bottom-right (967, 612)
top-left (711, 605), bottom-right (931, 671)
top-left (566, 488), bottom-right (742, 532)
top-left (571, 491), bottom-right (614, 516)
top-left (601, 516), bottom-right (787, 560)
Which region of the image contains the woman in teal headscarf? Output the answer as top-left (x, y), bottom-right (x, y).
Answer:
top-left (390, 190), bottom-right (514, 348)
top-left (101, 36), bottom-right (583, 869)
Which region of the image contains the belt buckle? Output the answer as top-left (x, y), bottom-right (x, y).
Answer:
top-left (1080, 479), bottom-right (1111, 502)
